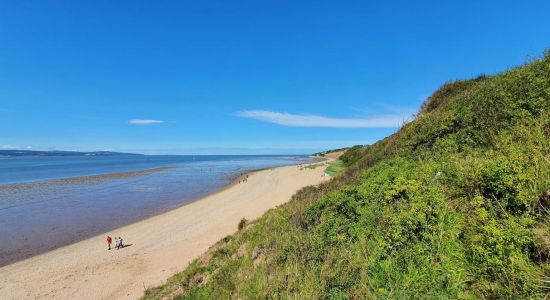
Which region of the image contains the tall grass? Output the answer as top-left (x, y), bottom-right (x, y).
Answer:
top-left (324, 160), bottom-right (345, 177)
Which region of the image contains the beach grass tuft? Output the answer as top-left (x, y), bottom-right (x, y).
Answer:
top-left (238, 218), bottom-right (247, 231)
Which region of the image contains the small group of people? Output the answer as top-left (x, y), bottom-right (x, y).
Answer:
top-left (238, 174), bottom-right (249, 184)
top-left (106, 235), bottom-right (124, 250)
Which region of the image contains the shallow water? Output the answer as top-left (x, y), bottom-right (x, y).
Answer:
top-left (0, 155), bottom-right (314, 267)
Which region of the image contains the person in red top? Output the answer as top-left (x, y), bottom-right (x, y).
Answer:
top-left (107, 236), bottom-right (112, 250)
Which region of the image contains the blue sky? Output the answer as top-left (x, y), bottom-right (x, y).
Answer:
top-left (1, 1), bottom-right (549, 154)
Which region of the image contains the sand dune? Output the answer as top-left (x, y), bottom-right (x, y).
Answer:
top-left (0, 163), bottom-right (327, 299)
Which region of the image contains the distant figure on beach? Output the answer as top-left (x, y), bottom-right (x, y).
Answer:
top-left (116, 237), bottom-right (124, 249)
top-left (106, 236), bottom-right (112, 250)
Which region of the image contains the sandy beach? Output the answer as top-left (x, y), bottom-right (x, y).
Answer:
top-left (0, 162), bottom-right (328, 299)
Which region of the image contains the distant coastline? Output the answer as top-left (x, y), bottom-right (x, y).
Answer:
top-left (0, 149), bottom-right (142, 157)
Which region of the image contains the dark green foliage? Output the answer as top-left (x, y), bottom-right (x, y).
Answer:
top-left (238, 218), bottom-right (247, 230)
top-left (339, 145), bottom-right (365, 166)
top-left (143, 53), bottom-right (550, 299)
top-left (418, 75), bottom-right (487, 115)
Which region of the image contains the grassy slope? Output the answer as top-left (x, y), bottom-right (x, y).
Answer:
top-left (144, 53), bottom-right (550, 299)
top-left (325, 160), bottom-right (345, 177)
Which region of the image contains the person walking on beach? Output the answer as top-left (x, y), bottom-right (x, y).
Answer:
top-left (106, 236), bottom-right (112, 250)
top-left (116, 237), bottom-right (124, 249)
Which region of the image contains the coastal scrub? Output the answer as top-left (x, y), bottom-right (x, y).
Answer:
top-left (144, 52), bottom-right (550, 299)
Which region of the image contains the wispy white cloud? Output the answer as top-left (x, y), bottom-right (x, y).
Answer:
top-left (235, 110), bottom-right (411, 128)
top-left (128, 119), bottom-right (164, 125)
top-left (1, 145), bottom-right (19, 149)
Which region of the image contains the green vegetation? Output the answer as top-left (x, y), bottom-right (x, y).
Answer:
top-left (301, 163), bottom-right (324, 170)
top-left (144, 52), bottom-right (550, 299)
top-left (238, 218), bottom-right (248, 231)
top-left (324, 160), bottom-right (345, 177)
top-left (339, 145), bottom-right (366, 166)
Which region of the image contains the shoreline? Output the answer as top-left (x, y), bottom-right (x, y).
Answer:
top-left (0, 161), bottom-right (328, 299)
top-left (0, 165), bottom-right (284, 267)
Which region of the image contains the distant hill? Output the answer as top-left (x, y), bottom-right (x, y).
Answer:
top-left (313, 147), bottom-right (353, 159)
top-left (0, 150), bottom-right (142, 157)
top-left (144, 52), bottom-right (550, 299)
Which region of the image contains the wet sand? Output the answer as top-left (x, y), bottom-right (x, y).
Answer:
top-left (0, 162), bottom-right (328, 299)
top-left (0, 166), bottom-right (176, 194)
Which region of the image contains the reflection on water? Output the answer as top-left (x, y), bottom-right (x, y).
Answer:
top-left (0, 155), bottom-right (314, 267)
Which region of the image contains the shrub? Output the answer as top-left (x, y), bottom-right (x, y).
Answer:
top-left (238, 218), bottom-right (247, 230)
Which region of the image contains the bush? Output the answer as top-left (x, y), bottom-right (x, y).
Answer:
top-left (238, 218), bottom-right (247, 230)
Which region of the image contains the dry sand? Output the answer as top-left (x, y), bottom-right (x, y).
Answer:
top-left (0, 163), bottom-right (328, 299)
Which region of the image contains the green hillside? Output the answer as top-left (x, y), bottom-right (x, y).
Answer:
top-left (144, 53), bottom-right (550, 299)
